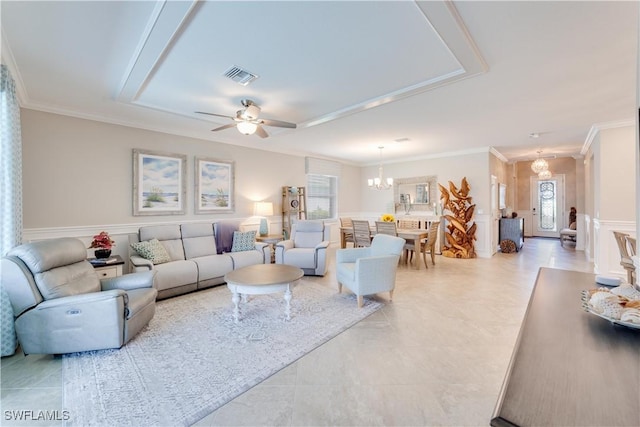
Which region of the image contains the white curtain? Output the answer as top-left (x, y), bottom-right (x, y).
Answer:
top-left (0, 64), bottom-right (23, 256)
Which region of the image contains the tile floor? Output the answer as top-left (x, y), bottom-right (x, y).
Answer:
top-left (1, 237), bottom-right (593, 426)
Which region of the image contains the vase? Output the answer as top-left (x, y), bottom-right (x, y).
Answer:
top-left (94, 249), bottom-right (111, 259)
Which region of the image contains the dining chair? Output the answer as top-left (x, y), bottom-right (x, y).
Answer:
top-left (625, 236), bottom-right (637, 285)
top-left (613, 231), bottom-right (635, 284)
top-left (397, 219), bottom-right (420, 229)
top-left (352, 220), bottom-right (372, 247)
top-left (375, 221), bottom-right (398, 236)
top-left (340, 217), bottom-right (355, 247)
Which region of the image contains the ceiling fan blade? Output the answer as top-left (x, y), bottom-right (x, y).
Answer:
top-left (195, 111), bottom-right (234, 120)
top-left (211, 123), bottom-right (237, 132)
top-left (255, 125), bottom-right (269, 138)
top-left (258, 118), bottom-right (297, 129)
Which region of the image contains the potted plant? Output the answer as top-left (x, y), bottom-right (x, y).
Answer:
top-left (89, 231), bottom-right (115, 259)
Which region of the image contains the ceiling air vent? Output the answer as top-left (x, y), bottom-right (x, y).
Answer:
top-left (223, 66), bottom-right (259, 86)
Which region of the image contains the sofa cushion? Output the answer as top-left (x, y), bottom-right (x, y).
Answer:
top-left (227, 250), bottom-right (264, 269)
top-left (293, 221), bottom-right (325, 248)
top-left (139, 225), bottom-right (185, 261)
top-left (231, 231), bottom-right (256, 252)
top-left (283, 248), bottom-right (317, 269)
top-left (181, 223), bottom-right (217, 259)
top-left (191, 255), bottom-right (233, 282)
top-left (151, 260), bottom-right (198, 292)
top-left (130, 239), bottom-right (171, 264)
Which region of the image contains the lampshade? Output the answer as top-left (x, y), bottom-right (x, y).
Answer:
top-left (237, 121), bottom-right (257, 135)
top-left (254, 202), bottom-right (273, 216)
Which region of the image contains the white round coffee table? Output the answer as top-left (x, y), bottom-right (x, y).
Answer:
top-left (224, 264), bottom-right (304, 323)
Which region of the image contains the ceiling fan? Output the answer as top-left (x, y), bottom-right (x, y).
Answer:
top-left (195, 99), bottom-right (296, 138)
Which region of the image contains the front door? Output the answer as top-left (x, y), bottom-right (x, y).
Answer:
top-left (531, 175), bottom-right (564, 238)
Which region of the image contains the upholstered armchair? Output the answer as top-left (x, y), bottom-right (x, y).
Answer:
top-left (1, 238), bottom-right (157, 355)
top-left (336, 234), bottom-right (405, 307)
top-left (275, 220), bottom-right (330, 276)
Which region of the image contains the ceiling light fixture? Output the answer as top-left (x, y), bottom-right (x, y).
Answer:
top-left (538, 169), bottom-right (552, 179)
top-left (368, 146), bottom-right (393, 190)
top-left (237, 121), bottom-right (257, 135)
top-left (530, 150), bottom-right (549, 174)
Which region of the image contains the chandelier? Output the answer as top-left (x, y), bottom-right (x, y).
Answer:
top-left (368, 146), bottom-right (393, 190)
top-left (530, 150), bottom-right (549, 174)
top-left (538, 169), bottom-right (552, 179)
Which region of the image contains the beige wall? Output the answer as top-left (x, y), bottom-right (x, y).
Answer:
top-left (596, 126), bottom-right (637, 221)
top-left (359, 151), bottom-right (492, 216)
top-left (20, 109), bottom-right (362, 229)
top-left (515, 156), bottom-right (577, 215)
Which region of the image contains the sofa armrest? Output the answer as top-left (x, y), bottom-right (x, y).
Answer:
top-left (130, 255), bottom-right (153, 271)
top-left (254, 242), bottom-right (268, 251)
top-left (36, 289), bottom-right (127, 309)
top-left (101, 271), bottom-right (156, 292)
top-left (314, 240), bottom-right (330, 250)
top-left (275, 240), bottom-right (294, 250)
top-left (336, 247), bottom-right (370, 264)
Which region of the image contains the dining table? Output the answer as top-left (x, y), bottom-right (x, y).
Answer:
top-left (339, 225), bottom-right (430, 269)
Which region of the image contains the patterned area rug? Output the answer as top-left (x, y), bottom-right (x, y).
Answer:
top-left (62, 280), bottom-right (381, 426)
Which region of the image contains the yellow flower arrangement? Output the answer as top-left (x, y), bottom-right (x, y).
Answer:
top-left (381, 213), bottom-right (395, 223)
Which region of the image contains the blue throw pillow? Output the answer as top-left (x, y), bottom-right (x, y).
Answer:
top-left (231, 231), bottom-right (256, 252)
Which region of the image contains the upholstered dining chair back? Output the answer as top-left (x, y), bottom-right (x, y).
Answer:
top-left (352, 220), bottom-right (372, 247)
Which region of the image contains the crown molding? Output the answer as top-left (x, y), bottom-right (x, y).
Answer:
top-left (581, 118), bottom-right (635, 155)
top-left (489, 147), bottom-right (509, 162)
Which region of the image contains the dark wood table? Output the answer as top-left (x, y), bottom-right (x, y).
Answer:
top-left (491, 267), bottom-right (640, 426)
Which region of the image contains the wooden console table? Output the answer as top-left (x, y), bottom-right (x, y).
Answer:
top-left (491, 268), bottom-right (640, 426)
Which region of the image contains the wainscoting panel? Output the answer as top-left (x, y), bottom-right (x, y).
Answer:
top-left (592, 219), bottom-right (636, 279)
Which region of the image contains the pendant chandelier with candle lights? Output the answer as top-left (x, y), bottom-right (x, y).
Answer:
top-left (367, 146), bottom-right (393, 190)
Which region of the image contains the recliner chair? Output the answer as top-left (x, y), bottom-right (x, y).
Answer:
top-left (1, 237), bottom-right (157, 355)
top-left (275, 220), bottom-right (330, 276)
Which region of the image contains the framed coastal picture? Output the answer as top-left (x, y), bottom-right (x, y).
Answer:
top-left (133, 149), bottom-right (186, 216)
top-left (195, 157), bottom-right (235, 214)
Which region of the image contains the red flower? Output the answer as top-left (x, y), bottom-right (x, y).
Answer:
top-left (88, 231), bottom-right (115, 250)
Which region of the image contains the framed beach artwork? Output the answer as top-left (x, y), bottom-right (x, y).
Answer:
top-left (195, 157), bottom-right (235, 214)
top-left (133, 149), bottom-right (186, 216)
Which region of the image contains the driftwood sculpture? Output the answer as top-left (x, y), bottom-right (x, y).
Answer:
top-left (439, 177), bottom-right (476, 258)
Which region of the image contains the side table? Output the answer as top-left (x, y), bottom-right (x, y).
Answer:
top-left (89, 254), bottom-right (124, 278)
top-left (256, 234), bottom-right (283, 263)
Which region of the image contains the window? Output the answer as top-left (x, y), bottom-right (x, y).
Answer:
top-left (305, 157), bottom-right (340, 220)
top-left (306, 174), bottom-right (337, 220)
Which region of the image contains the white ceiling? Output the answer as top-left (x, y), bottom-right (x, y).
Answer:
top-left (1, 1), bottom-right (637, 165)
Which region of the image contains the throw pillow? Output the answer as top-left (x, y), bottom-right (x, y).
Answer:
top-left (130, 238), bottom-right (171, 264)
top-left (231, 230), bottom-right (256, 252)
top-left (570, 222), bottom-right (577, 230)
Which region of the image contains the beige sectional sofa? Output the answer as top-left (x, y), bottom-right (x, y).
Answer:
top-left (130, 223), bottom-right (269, 300)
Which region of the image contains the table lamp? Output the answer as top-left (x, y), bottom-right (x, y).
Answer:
top-left (254, 202), bottom-right (273, 236)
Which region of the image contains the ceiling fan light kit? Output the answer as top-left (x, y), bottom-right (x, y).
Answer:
top-left (237, 121), bottom-right (257, 135)
top-left (196, 99), bottom-right (295, 139)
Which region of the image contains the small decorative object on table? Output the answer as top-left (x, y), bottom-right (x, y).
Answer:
top-left (89, 231), bottom-right (115, 259)
top-left (381, 213), bottom-right (395, 223)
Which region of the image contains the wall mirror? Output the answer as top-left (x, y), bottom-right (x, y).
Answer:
top-left (394, 176), bottom-right (438, 214)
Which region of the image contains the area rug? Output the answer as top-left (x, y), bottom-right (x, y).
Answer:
top-left (61, 280), bottom-right (382, 426)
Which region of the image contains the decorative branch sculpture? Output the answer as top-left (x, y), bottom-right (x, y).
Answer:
top-left (438, 177), bottom-right (477, 258)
